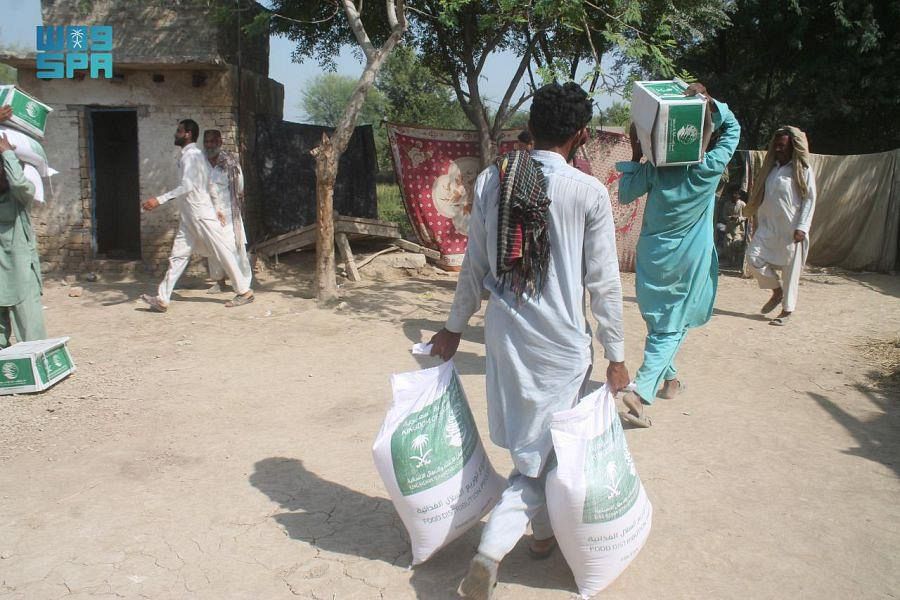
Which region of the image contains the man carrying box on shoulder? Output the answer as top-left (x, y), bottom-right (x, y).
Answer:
top-left (616, 83), bottom-right (741, 427)
top-left (0, 106), bottom-right (47, 348)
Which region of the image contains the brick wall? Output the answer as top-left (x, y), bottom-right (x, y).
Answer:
top-left (15, 64), bottom-right (282, 275)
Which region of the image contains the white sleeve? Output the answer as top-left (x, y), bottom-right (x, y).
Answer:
top-left (794, 167), bottom-right (816, 234)
top-left (445, 167), bottom-right (497, 333)
top-left (157, 153), bottom-right (203, 204)
top-left (583, 185), bottom-right (625, 362)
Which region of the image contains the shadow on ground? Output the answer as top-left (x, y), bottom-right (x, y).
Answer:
top-left (249, 457), bottom-right (577, 598)
top-left (808, 375), bottom-right (900, 477)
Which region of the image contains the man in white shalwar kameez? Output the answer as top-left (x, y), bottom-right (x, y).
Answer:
top-left (140, 119), bottom-right (254, 312)
top-left (203, 129), bottom-right (252, 293)
top-left (430, 83), bottom-right (630, 599)
top-left (744, 127), bottom-right (816, 325)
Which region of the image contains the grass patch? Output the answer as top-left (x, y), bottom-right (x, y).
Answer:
top-left (859, 337), bottom-right (900, 393)
top-left (377, 182), bottom-right (414, 239)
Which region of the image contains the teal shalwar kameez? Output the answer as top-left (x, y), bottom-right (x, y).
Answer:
top-left (616, 100), bottom-right (740, 403)
top-left (0, 149), bottom-right (45, 349)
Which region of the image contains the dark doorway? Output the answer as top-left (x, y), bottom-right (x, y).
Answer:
top-left (90, 109), bottom-right (141, 259)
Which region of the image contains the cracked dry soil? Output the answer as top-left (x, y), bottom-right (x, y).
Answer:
top-left (0, 263), bottom-right (898, 599)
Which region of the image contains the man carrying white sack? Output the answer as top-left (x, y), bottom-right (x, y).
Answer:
top-left (744, 126), bottom-right (816, 326)
top-left (0, 120), bottom-right (46, 348)
top-left (430, 82), bottom-right (630, 599)
top-left (140, 119), bottom-right (254, 312)
top-left (202, 129), bottom-right (252, 294)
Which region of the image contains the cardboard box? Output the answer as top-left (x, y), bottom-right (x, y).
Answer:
top-left (0, 85), bottom-right (53, 139)
top-left (631, 79), bottom-right (709, 166)
top-left (0, 337), bottom-right (75, 395)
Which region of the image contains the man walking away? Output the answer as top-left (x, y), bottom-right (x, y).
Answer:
top-left (616, 83), bottom-right (741, 427)
top-left (744, 127), bottom-right (816, 326)
top-left (429, 82), bottom-right (630, 599)
top-left (140, 119), bottom-right (254, 311)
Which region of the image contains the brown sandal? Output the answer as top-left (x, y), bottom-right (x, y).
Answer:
top-left (140, 294), bottom-right (168, 313)
top-left (225, 293), bottom-right (255, 308)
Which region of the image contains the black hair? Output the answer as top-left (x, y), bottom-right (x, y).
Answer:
top-left (517, 129), bottom-right (533, 144)
top-left (528, 82), bottom-right (593, 145)
top-left (179, 119), bottom-right (199, 143)
top-left (204, 129), bottom-right (222, 140)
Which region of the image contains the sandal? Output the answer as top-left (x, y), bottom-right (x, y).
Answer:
top-left (619, 410), bottom-right (652, 428)
top-left (140, 294), bottom-right (168, 313)
top-left (620, 391), bottom-right (652, 428)
top-left (770, 314), bottom-right (791, 326)
top-left (225, 293), bottom-right (255, 308)
top-left (458, 553), bottom-right (498, 599)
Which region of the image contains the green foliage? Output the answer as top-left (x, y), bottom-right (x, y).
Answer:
top-left (0, 64), bottom-right (15, 86)
top-left (301, 73), bottom-right (388, 127)
top-left (677, 0), bottom-right (900, 154)
top-left (377, 182), bottom-right (413, 238)
top-left (377, 46), bottom-right (471, 130)
top-left (600, 101), bottom-right (631, 127)
top-left (268, 0), bottom-right (729, 162)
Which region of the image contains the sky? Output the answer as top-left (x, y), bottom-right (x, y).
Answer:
top-left (1, 0), bottom-right (619, 124)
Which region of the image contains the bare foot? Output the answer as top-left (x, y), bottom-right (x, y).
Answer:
top-left (658, 378), bottom-right (685, 400)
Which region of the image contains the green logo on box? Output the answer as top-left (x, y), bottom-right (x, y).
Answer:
top-left (583, 419), bottom-right (640, 523)
top-left (45, 347), bottom-right (71, 380)
top-left (0, 359), bottom-right (35, 387)
top-left (666, 104), bottom-right (704, 163)
top-left (643, 81), bottom-right (687, 99)
top-left (390, 373), bottom-right (477, 496)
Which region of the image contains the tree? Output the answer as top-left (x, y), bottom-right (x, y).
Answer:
top-left (677, 0), bottom-right (900, 153)
top-left (262, 0), bottom-right (407, 303)
top-left (600, 101), bottom-right (630, 127)
top-left (377, 45), bottom-right (471, 130)
top-left (265, 1), bottom-right (729, 167)
top-left (301, 73), bottom-right (388, 127)
top-left (413, 0), bottom-right (728, 165)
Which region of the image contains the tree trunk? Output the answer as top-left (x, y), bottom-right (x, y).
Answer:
top-left (310, 0), bottom-right (407, 305)
top-left (477, 124), bottom-right (496, 168)
top-left (313, 133), bottom-right (338, 302)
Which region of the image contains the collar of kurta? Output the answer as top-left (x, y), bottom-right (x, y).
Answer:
top-left (530, 150), bottom-right (567, 165)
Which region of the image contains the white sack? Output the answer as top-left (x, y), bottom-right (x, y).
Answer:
top-left (0, 124), bottom-right (55, 178)
top-left (23, 164), bottom-right (44, 203)
top-left (546, 384), bottom-right (652, 598)
top-left (374, 355), bottom-right (505, 565)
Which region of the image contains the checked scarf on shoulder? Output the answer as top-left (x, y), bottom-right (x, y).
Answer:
top-left (494, 150), bottom-right (552, 299)
top-left (213, 149), bottom-right (245, 247)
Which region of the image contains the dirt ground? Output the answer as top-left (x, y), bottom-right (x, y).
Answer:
top-left (1, 253), bottom-right (898, 600)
